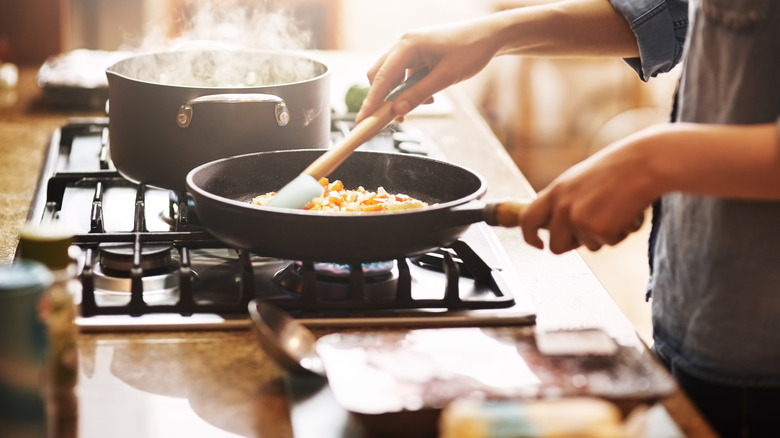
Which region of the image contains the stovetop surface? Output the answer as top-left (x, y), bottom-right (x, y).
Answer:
top-left (27, 117), bottom-right (536, 331)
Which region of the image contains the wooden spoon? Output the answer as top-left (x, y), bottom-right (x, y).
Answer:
top-left (266, 68), bottom-right (429, 209)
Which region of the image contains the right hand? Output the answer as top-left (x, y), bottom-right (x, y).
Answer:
top-left (356, 16), bottom-right (505, 123)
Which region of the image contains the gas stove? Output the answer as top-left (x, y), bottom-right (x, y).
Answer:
top-left (25, 117), bottom-right (535, 331)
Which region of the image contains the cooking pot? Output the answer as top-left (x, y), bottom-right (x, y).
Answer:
top-left (186, 150), bottom-right (529, 263)
top-left (106, 49), bottom-right (330, 192)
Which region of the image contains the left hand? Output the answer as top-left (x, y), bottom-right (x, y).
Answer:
top-left (519, 129), bottom-right (661, 254)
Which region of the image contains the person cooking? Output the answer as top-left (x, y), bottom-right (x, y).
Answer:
top-left (355, 0), bottom-right (780, 436)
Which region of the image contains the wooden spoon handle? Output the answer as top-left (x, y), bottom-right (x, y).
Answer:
top-left (303, 100), bottom-right (396, 180)
top-left (302, 67), bottom-right (430, 180)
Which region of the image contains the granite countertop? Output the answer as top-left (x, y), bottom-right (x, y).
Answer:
top-left (0, 69), bottom-right (77, 263)
top-left (0, 62), bottom-right (715, 437)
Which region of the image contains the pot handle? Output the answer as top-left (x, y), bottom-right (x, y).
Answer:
top-left (176, 93), bottom-right (290, 128)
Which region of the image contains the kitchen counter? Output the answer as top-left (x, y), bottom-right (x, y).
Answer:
top-left (0, 62), bottom-right (715, 437)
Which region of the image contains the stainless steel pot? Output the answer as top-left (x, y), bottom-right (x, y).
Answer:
top-left (106, 49), bottom-right (330, 192)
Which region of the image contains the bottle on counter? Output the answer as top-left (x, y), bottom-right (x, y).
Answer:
top-left (17, 222), bottom-right (80, 438)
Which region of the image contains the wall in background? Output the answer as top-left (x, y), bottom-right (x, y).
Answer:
top-left (338, 0), bottom-right (491, 51)
top-left (0, 0), bottom-right (64, 65)
top-left (67, 0), bottom-right (144, 50)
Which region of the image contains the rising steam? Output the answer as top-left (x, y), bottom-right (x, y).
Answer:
top-left (138, 0), bottom-right (312, 52)
top-left (113, 0), bottom-right (321, 87)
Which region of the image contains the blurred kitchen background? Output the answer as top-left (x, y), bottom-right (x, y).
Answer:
top-left (1, 0), bottom-right (682, 344)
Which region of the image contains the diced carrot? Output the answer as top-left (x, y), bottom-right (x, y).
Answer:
top-left (362, 195), bottom-right (380, 206)
top-left (361, 203), bottom-right (385, 212)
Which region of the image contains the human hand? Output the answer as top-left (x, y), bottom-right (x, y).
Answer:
top-left (519, 128), bottom-right (663, 254)
top-left (355, 16), bottom-right (504, 123)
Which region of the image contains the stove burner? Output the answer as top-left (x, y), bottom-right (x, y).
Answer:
top-left (91, 242), bottom-right (180, 305)
top-left (304, 260), bottom-right (395, 279)
top-left (275, 260), bottom-right (399, 301)
top-left (98, 242), bottom-right (174, 276)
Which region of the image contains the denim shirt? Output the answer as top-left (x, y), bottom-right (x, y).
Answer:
top-left (609, 0), bottom-right (689, 80)
top-left (609, 0), bottom-right (780, 386)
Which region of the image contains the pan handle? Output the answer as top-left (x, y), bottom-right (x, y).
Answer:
top-left (487, 200), bottom-right (532, 227)
top-left (176, 93), bottom-right (290, 128)
top-left (446, 199), bottom-right (532, 228)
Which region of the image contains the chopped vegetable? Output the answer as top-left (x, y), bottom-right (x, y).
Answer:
top-left (251, 178), bottom-right (429, 212)
top-left (345, 84), bottom-right (369, 113)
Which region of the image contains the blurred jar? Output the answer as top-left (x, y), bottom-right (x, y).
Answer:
top-left (0, 61), bottom-right (18, 108)
top-left (0, 260), bottom-right (53, 438)
top-left (0, 62), bottom-right (18, 89)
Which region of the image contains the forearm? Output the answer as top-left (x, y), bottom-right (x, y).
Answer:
top-left (640, 123), bottom-right (780, 200)
top-left (357, 0), bottom-right (640, 122)
top-left (490, 0), bottom-right (639, 58)
top-left (518, 122), bottom-right (780, 253)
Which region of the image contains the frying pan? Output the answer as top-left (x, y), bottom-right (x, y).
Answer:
top-left (186, 150), bottom-right (528, 263)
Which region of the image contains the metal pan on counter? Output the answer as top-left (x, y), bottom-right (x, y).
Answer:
top-left (186, 150), bottom-right (529, 263)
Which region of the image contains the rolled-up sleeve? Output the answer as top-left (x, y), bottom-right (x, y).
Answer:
top-left (609, 0), bottom-right (689, 81)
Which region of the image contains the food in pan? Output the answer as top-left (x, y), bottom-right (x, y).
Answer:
top-left (251, 178), bottom-right (429, 212)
